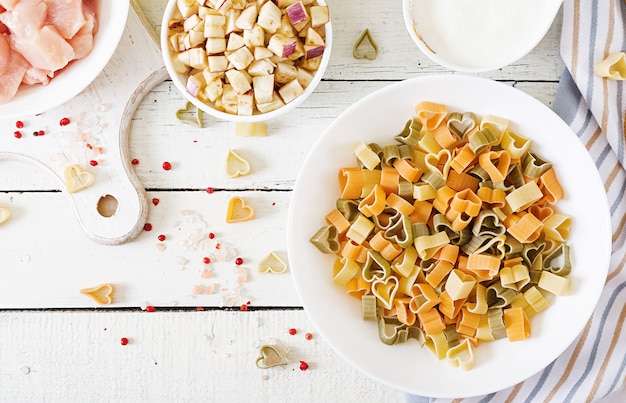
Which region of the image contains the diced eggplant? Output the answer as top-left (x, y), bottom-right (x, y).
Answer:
top-left (247, 59), bottom-right (276, 76)
top-left (177, 0), bottom-right (199, 18)
top-left (185, 30), bottom-right (206, 48)
top-left (298, 54), bottom-right (322, 70)
top-left (205, 37), bottom-right (226, 54)
top-left (257, 1), bottom-right (281, 34)
top-left (304, 44), bottom-right (324, 59)
top-left (278, 78), bottom-right (304, 104)
top-left (305, 27), bottom-right (325, 46)
top-left (235, 5), bottom-right (258, 30)
top-left (243, 24), bottom-right (265, 48)
top-left (225, 69), bottom-right (252, 94)
top-left (224, 8), bottom-right (241, 35)
top-left (204, 76), bottom-right (224, 101)
top-left (286, 2), bottom-right (308, 26)
top-left (184, 14), bottom-right (202, 32)
top-left (310, 5), bottom-right (329, 28)
top-left (268, 34), bottom-right (297, 58)
top-left (296, 66), bottom-right (314, 88)
top-left (179, 47), bottom-right (208, 69)
top-left (256, 91), bottom-right (286, 113)
top-left (237, 91), bottom-right (254, 116)
top-left (226, 32), bottom-right (245, 51)
top-left (252, 74), bottom-right (274, 104)
top-left (227, 46), bottom-right (254, 70)
top-left (254, 46), bottom-right (274, 60)
top-left (208, 55), bottom-right (229, 72)
top-left (222, 84), bottom-right (239, 114)
top-left (203, 68), bottom-right (226, 84)
top-left (274, 61), bottom-right (298, 84)
top-left (186, 72), bottom-right (205, 96)
top-left (204, 14), bottom-right (226, 37)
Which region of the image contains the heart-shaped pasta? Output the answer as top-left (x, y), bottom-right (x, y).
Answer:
top-left (80, 283), bottom-right (114, 305)
top-left (255, 345), bottom-right (288, 369)
top-left (225, 149), bottom-right (251, 178)
top-left (258, 252), bottom-right (288, 274)
top-left (175, 101), bottom-right (203, 127)
top-left (0, 206), bottom-right (11, 225)
top-left (372, 276), bottom-right (399, 310)
top-left (225, 196), bottom-right (255, 223)
top-left (64, 164), bottom-right (95, 193)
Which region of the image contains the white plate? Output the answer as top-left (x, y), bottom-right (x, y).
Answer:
top-left (287, 75), bottom-right (611, 398)
top-left (402, 0), bottom-right (563, 72)
top-left (0, 1), bottom-right (130, 119)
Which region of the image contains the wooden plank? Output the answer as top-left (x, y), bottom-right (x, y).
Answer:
top-left (0, 80), bottom-right (558, 191)
top-left (0, 191), bottom-right (299, 308)
top-left (136, 0), bottom-right (564, 81)
top-left (0, 310), bottom-right (406, 401)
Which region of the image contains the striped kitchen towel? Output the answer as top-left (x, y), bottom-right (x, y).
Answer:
top-left (407, 0), bottom-right (626, 401)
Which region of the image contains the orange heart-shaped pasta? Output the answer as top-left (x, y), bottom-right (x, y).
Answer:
top-left (226, 196), bottom-right (255, 223)
top-left (80, 283), bottom-right (114, 305)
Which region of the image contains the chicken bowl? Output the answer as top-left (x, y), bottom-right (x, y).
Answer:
top-left (0, 0), bottom-right (130, 119)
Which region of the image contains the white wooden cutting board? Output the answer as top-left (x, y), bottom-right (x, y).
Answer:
top-left (0, 5), bottom-right (167, 245)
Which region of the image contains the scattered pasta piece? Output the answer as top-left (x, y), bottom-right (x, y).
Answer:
top-left (255, 345), bottom-right (288, 369)
top-left (176, 101), bottom-right (203, 127)
top-left (594, 52), bottom-right (626, 80)
top-left (236, 122), bottom-right (267, 137)
top-left (64, 164), bottom-right (95, 193)
top-left (353, 28), bottom-right (378, 60)
top-left (0, 206), bottom-right (11, 225)
top-left (226, 196), bottom-right (255, 223)
top-left (226, 149), bottom-right (252, 178)
top-left (80, 283), bottom-right (114, 305)
top-left (258, 252), bottom-right (288, 274)
top-left (310, 101), bottom-right (572, 369)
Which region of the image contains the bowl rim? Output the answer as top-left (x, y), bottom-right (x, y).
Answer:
top-left (401, 0), bottom-right (563, 73)
top-left (160, 0), bottom-right (332, 123)
top-left (0, 0), bottom-right (130, 119)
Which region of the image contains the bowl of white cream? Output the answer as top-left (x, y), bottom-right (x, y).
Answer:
top-left (402, 0), bottom-right (563, 72)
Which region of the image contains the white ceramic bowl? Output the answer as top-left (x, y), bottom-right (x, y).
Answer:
top-left (0, 1), bottom-right (130, 119)
top-left (287, 75), bottom-right (611, 398)
top-left (161, 0), bottom-right (332, 123)
top-left (402, 0), bottom-right (563, 72)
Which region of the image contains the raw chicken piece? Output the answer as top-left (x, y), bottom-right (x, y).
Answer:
top-left (0, 0), bottom-right (75, 72)
top-left (44, 0), bottom-right (85, 39)
top-left (9, 24), bottom-right (75, 72)
top-left (0, 32), bottom-right (8, 74)
top-left (68, 7), bottom-right (94, 59)
top-left (0, 45), bottom-right (29, 103)
top-left (0, 0), bottom-right (19, 11)
top-left (23, 65), bottom-right (50, 85)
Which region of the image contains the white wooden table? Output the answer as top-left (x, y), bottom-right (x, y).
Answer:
top-left (3, 1), bottom-right (610, 401)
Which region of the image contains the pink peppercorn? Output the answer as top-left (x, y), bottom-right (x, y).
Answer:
top-left (145, 306), bottom-right (156, 312)
top-left (120, 337), bottom-right (129, 346)
top-left (131, 159), bottom-right (140, 165)
top-left (152, 198), bottom-right (160, 206)
top-left (203, 257), bottom-right (211, 264)
top-left (208, 232), bottom-right (215, 239)
top-left (144, 223), bottom-right (153, 231)
top-left (59, 117), bottom-right (70, 126)
top-left (288, 328), bottom-right (297, 335)
top-left (15, 121), bottom-right (24, 129)
top-left (235, 257), bottom-right (243, 266)
top-left (89, 160), bottom-right (98, 166)
top-left (162, 161), bottom-right (171, 170)
top-left (157, 234), bottom-right (166, 242)
top-left (14, 131), bottom-right (21, 138)
top-left (299, 361), bottom-right (309, 371)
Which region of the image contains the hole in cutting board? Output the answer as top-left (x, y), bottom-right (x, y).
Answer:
top-left (97, 194), bottom-right (119, 218)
